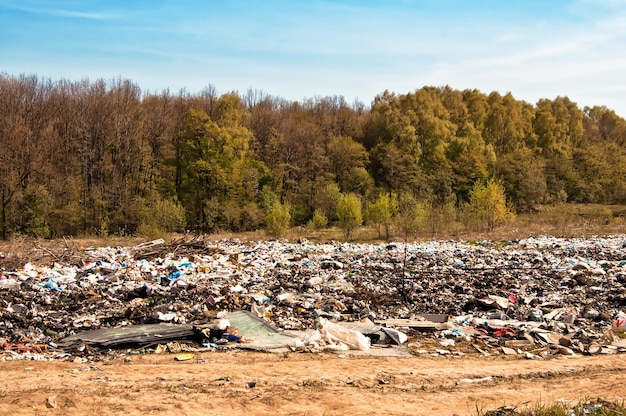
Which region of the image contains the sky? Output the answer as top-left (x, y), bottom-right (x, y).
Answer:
top-left (1, 0), bottom-right (626, 117)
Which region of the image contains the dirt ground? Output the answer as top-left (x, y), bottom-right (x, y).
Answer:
top-left (0, 351), bottom-right (624, 416)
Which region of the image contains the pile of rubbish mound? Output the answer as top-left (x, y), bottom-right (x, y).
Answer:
top-left (1, 235), bottom-right (625, 360)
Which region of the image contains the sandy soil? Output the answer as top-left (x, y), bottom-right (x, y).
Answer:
top-left (0, 351), bottom-right (624, 416)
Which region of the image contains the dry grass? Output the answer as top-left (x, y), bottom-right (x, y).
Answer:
top-left (476, 398), bottom-right (626, 416)
top-left (1, 204), bottom-right (625, 255)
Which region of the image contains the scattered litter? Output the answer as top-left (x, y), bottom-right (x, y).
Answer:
top-left (0, 235), bottom-right (625, 360)
top-left (501, 346), bottom-right (517, 355)
top-left (317, 317), bottom-right (371, 351)
top-left (174, 353), bottom-right (195, 361)
top-left (457, 376), bottom-right (493, 384)
top-left (381, 327), bottom-right (408, 345)
top-left (45, 396), bottom-right (57, 409)
top-left (60, 324), bottom-right (196, 349)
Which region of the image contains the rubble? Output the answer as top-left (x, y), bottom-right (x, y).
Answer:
top-left (0, 235), bottom-right (626, 360)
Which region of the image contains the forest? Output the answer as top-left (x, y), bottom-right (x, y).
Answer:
top-left (1, 73), bottom-right (625, 239)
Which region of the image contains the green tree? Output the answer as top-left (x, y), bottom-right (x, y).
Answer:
top-left (173, 95), bottom-right (259, 231)
top-left (394, 193), bottom-right (428, 302)
top-left (534, 97), bottom-right (582, 158)
top-left (483, 92), bottom-right (535, 153)
top-left (462, 88), bottom-right (490, 133)
top-left (22, 183), bottom-right (51, 238)
top-left (265, 200), bottom-right (291, 237)
top-left (327, 134), bottom-right (372, 194)
top-left (314, 182), bottom-right (342, 222)
top-left (365, 90), bottom-right (420, 158)
top-left (445, 131), bottom-right (493, 200)
top-left (135, 196), bottom-right (186, 238)
top-left (370, 142), bottom-right (425, 195)
top-left (395, 193), bottom-right (427, 241)
top-left (365, 192), bottom-right (398, 239)
top-left (403, 87), bottom-right (456, 173)
top-left (468, 178), bottom-right (515, 231)
top-left (307, 209), bottom-right (328, 230)
top-left (496, 147), bottom-right (547, 209)
top-left (337, 193), bottom-right (362, 239)
top-left (425, 201), bottom-right (456, 238)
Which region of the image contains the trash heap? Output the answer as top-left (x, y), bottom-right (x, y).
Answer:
top-left (1, 235), bottom-right (625, 360)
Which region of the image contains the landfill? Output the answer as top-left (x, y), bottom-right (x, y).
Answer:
top-left (1, 235), bottom-right (626, 361)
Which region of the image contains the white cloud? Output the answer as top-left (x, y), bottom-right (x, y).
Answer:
top-left (2, 3), bottom-right (121, 20)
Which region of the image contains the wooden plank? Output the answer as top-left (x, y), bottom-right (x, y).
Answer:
top-left (414, 314), bottom-right (450, 323)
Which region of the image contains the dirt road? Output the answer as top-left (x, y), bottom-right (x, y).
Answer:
top-left (0, 351), bottom-right (624, 416)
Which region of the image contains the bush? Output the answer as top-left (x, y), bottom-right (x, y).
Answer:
top-left (137, 221), bottom-right (165, 240)
top-left (265, 201), bottom-right (291, 237)
top-left (223, 201), bottom-right (265, 232)
top-left (315, 183), bottom-right (341, 222)
top-left (136, 197), bottom-right (186, 238)
top-left (337, 193), bottom-right (362, 239)
top-left (307, 209), bottom-right (328, 230)
top-left (395, 193), bottom-right (427, 240)
top-left (468, 178), bottom-right (516, 231)
top-left (425, 202), bottom-right (456, 237)
top-left (365, 192), bottom-right (397, 239)
top-left (258, 185), bottom-right (278, 212)
top-left (153, 198), bottom-right (186, 232)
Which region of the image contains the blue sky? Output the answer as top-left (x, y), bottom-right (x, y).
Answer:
top-left (2, 0), bottom-right (626, 116)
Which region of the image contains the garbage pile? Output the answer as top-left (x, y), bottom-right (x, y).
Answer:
top-left (1, 235), bottom-right (626, 360)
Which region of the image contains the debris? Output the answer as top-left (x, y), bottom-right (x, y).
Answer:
top-left (0, 235), bottom-right (625, 360)
top-left (480, 295), bottom-right (510, 310)
top-left (45, 396), bottom-right (57, 409)
top-left (504, 340), bottom-right (532, 348)
top-left (380, 327), bottom-right (408, 345)
top-left (60, 324), bottom-right (196, 348)
top-left (317, 317), bottom-right (371, 351)
top-left (374, 318), bottom-right (448, 330)
top-left (439, 339), bottom-right (455, 347)
top-left (224, 310), bottom-right (295, 350)
top-left (501, 346), bottom-right (517, 355)
top-left (458, 376), bottom-right (493, 384)
top-left (472, 344), bottom-right (491, 357)
top-left (132, 239), bottom-right (165, 251)
top-left (557, 346), bottom-right (576, 356)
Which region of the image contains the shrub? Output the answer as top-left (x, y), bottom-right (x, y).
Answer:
top-left (337, 193), bottom-right (362, 239)
top-left (153, 198), bottom-right (186, 232)
top-left (136, 197), bottom-right (186, 238)
top-left (468, 178), bottom-right (516, 231)
top-left (395, 193), bottom-right (427, 240)
top-left (315, 183), bottom-right (341, 222)
top-left (307, 209), bottom-right (328, 230)
top-left (265, 201), bottom-right (291, 237)
top-left (365, 192), bottom-right (397, 239)
top-left (223, 201), bottom-right (265, 232)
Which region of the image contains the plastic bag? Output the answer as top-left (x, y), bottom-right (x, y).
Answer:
top-left (317, 317), bottom-right (370, 351)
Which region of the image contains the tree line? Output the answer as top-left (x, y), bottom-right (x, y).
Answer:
top-left (1, 73), bottom-right (625, 239)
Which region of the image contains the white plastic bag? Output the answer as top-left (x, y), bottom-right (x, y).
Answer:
top-left (317, 317), bottom-right (370, 351)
